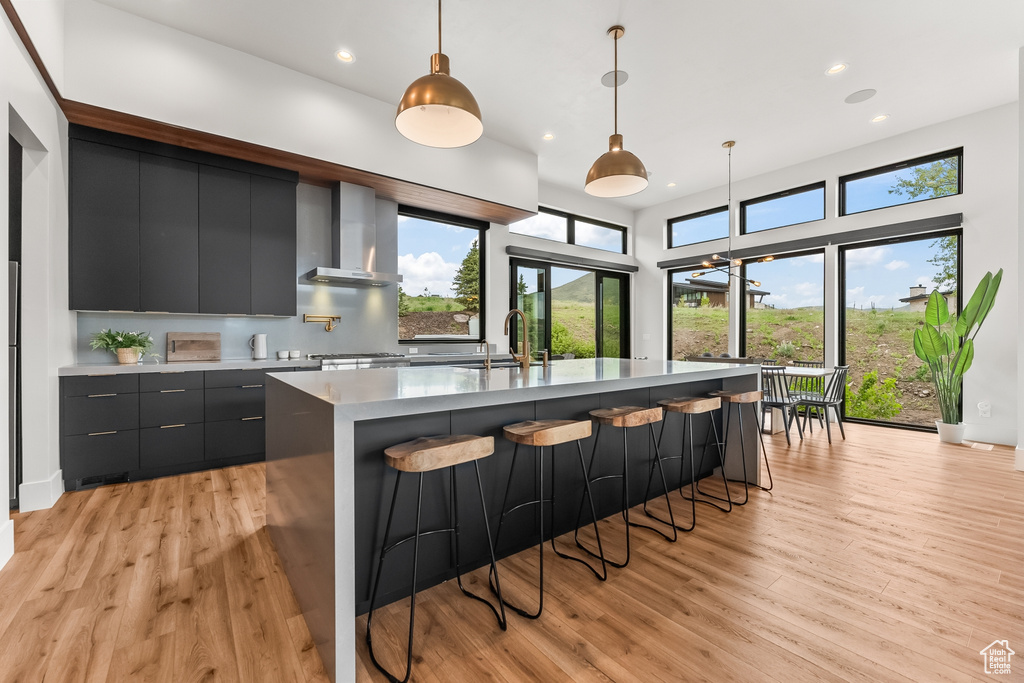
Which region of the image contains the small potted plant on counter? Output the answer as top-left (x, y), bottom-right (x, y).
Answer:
top-left (912, 269), bottom-right (1002, 444)
top-left (90, 329), bottom-right (156, 365)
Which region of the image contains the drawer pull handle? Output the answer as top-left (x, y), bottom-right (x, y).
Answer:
top-left (87, 430), bottom-right (117, 436)
top-left (160, 389), bottom-right (186, 393)
top-left (159, 371), bottom-right (185, 375)
top-left (241, 384), bottom-right (264, 389)
top-left (86, 374), bottom-right (116, 377)
top-left (87, 393), bottom-right (117, 398)
top-left (241, 416), bottom-right (263, 421)
top-left (160, 424), bottom-right (186, 429)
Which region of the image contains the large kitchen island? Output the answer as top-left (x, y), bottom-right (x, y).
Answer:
top-left (265, 358), bottom-right (762, 682)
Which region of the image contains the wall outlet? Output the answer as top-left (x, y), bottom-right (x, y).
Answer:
top-left (408, 347), bottom-right (418, 355)
top-left (978, 401), bottom-right (991, 418)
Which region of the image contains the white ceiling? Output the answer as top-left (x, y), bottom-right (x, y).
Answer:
top-left (91, 0), bottom-right (1024, 210)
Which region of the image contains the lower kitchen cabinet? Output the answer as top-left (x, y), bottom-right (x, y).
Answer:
top-left (60, 368), bottom-right (285, 490)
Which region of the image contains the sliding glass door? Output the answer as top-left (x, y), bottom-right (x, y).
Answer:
top-left (511, 259), bottom-right (629, 359)
top-left (840, 232), bottom-right (960, 428)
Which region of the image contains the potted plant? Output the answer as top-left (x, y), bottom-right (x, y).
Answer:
top-left (912, 269), bottom-right (1002, 443)
top-left (90, 329), bottom-right (156, 365)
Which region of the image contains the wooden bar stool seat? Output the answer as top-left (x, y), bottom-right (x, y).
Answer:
top-left (655, 395), bottom-right (732, 521)
top-left (575, 404), bottom-right (677, 571)
top-left (706, 388), bottom-right (773, 507)
top-left (491, 418), bottom-right (607, 619)
top-left (366, 434), bottom-right (506, 683)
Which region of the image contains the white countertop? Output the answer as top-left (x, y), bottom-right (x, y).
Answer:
top-left (58, 357), bottom-right (320, 376)
top-left (270, 358), bottom-right (760, 417)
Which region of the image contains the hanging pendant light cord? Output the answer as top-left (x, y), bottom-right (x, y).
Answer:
top-left (613, 31), bottom-right (618, 135)
top-left (437, 0), bottom-right (442, 54)
top-left (727, 143), bottom-right (733, 262)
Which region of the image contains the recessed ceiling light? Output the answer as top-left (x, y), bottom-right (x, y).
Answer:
top-left (542, 133), bottom-right (555, 140)
top-left (335, 50), bottom-right (355, 63)
top-left (871, 114), bottom-right (890, 123)
top-left (826, 63), bottom-right (847, 75)
top-left (667, 182), bottom-right (676, 187)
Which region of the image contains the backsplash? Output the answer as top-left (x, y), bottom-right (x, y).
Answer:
top-left (76, 183), bottom-right (401, 364)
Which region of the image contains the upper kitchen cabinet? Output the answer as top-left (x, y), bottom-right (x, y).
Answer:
top-left (140, 154), bottom-right (199, 313)
top-left (250, 175), bottom-right (297, 316)
top-left (199, 165), bottom-right (251, 315)
top-left (68, 125), bottom-right (299, 316)
top-left (69, 139), bottom-right (141, 311)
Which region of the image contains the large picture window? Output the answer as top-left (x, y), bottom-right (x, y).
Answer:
top-left (510, 207), bottom-right (627, 254)
top-left (840, 231), bottom-right (961, 428)
top-left (840, 148), bottom-right (963, 216)
top-left (740, 181), bottom-right (825, 234)
top-left (397, 207), bottom-right (486, 342)
top-left (668, 206), bottom-right (728, 248)
top-left (669, 269), bottom-right (729, 359)
top-left (741, 252), bottom-right (824, 363)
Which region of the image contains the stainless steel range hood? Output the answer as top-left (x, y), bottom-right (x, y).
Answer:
top-left (304, 182), bottom-right (402, 287)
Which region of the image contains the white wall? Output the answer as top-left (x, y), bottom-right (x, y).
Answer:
top-left (10, 0), bottom-right (65, 91)
top-left (2, 6), bottom-right (75, 570)
top-left (1017, 47), bottom-right (1024, 469)
top-left (62, 0), bottom-right (538, 215)
top-left (636, 104), bottom-right (1019, 446)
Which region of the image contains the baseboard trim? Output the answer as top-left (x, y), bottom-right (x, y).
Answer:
top-left (0, 518), bottom-right (13, 571)
top-left (1016, 447), bottom-right (1024, 472)
top-left (19, 468), bottom-right (64, 512)
top-left (962, 424), bottom-right (1017, 448)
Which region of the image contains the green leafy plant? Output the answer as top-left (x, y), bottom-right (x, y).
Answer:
top-left (776, 340), bottom-right (796, 358)
top-left (699, 294), bottom-right (711, 308)
top-left (397, 286), bottom-right (410, 317)
top-left (912, 269), bottom-right (1002, 424)
top-left (90, 329), bottom-right (155, 356)
top-left (845, 370), bottom-right (902, 419)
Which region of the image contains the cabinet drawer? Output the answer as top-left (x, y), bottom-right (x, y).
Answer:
top-left (139, 371), bottom-right (204, 393)
top-left (205, 385), bottom-right (264, 422)
top-left (205, 369), bottom-right (266, 389)
top-left (63, 393), bottom-right (139, 436)
top-left (62, 429), bottom-right (139, 480)
top-left (205, 418), bottom-right (265, 460)
top-left (139, 389), bottom-right (204, 428)
top-left (140, 423), bottom-right (204, 469)
top-left (62, 374), bottom-right (138, 397)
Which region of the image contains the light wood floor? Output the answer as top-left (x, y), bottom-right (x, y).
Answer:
top-left (1, 424), bottom-right (1022, 682)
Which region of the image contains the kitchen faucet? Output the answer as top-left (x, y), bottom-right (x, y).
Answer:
top-left (503, 309), bottom-right (530, 371)
top-left (478, 339), bottom-right (491, 371)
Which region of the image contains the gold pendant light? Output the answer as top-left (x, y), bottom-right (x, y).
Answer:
top-left (585, 26), bottom-right (648, 198)
top-left (396, 0), bottom-right (483, 148)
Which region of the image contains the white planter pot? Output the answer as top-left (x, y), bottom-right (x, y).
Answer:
top-left (935, 420), bottom-right (966, 444)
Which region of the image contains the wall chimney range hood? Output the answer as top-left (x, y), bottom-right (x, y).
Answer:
top-left (304, 182), bottom-right (402, 287)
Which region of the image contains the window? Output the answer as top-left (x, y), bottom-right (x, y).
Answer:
top-left (668, 269), bottom-right (729, 359)
top-left (840, 148), bottom-right (963, 216)
top-left (510, 259), bottom-right (629, 359)
top-left (397, 206), bottom-right (486, 342)
top-left (668, 206), bottom-right (729, 248)
top-left (740, 181), bottom-right (825, 234)
top-left (840, 231), bottom-right (961, 429)
top-left (510, 207), bottom-right (627, 254)
top-left (741, 252), bottom-right (824, 363)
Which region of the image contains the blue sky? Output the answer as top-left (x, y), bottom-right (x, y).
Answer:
top-left (397, 215), bottom-right (479, 296)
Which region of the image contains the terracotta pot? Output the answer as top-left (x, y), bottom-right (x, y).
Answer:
top-left (935, 420), bottom-right (965, 444)
top-left (116, 348), bottom-right (141, 365)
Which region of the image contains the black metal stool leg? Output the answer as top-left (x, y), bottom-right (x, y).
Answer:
top-left (688, 411), bottom-right (733, 512)
top-left (751, 402), bottom-right (774, 492)
top-left (548, 441), bottom-right (608, 580)
top-left (451, 463), bottom-right (508, 629)
top-left (634, 421), bottom-right (681, 539)
top-left (575, 423), bottom-right (631, 569)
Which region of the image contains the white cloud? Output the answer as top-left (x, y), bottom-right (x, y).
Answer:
top-left (398, 252), bottom-right (459, 296)
top-left (885, 260), bottom-right (909, 271)
top-left (845, 246), bottom-right (889, 269)
top-left (510, 213), bottom-right (566, 241)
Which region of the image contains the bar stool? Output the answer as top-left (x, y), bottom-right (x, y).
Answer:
top-left (703, 389), bottom-right (773, 507)
top-left (576, 405), bottom-right (675, 570)
top-left (366, 434), bottom-right (507, 683)
top-left (654, 395), bottom-right (732, 522)
top-left (490, 419), bottom-right (607, 619)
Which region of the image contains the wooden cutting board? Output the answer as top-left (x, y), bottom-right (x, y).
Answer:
top-left (166, 332), bottom-right (221, 362)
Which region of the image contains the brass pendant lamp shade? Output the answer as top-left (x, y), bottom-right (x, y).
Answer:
top-left (396, 0), bottom-right (483, 148)
top-left (585, 26), bottom-right (648, 198)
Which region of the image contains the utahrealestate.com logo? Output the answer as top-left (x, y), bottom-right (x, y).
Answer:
top-left (980, 640), bottom-right (1014, 675)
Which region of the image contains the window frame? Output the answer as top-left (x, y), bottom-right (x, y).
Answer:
top-left (666, 265), bottom-right (731, 360)
top-left (837, 228), bottom-right (963, 432)
top-left (510, 206), bottom-right (628, 255)
top-left (739, 181), bottom-right (826, 235)
top-left (667, 205), bottom-right (729, 249)
top-left (838, 147), bottom-right (964, 217)
top-left (397, 205), bottom-right (488, 345)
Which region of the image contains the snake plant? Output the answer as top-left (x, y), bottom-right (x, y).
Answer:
top-left (913, 269), bottom-right (1002, 424)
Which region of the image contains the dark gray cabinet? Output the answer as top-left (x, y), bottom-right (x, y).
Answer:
top-left (68, 125), bottom-right (298, 316)
top-left (199, 166), bottom-right (251, 315)
top-left (69, 140), bottom-right (140, 312)
top-left (60, 374), bottom-right (140, 485)
top-left (140, 154), bottom-right (199, 313)
top-left (251, 175), bottom-right (297, 316)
